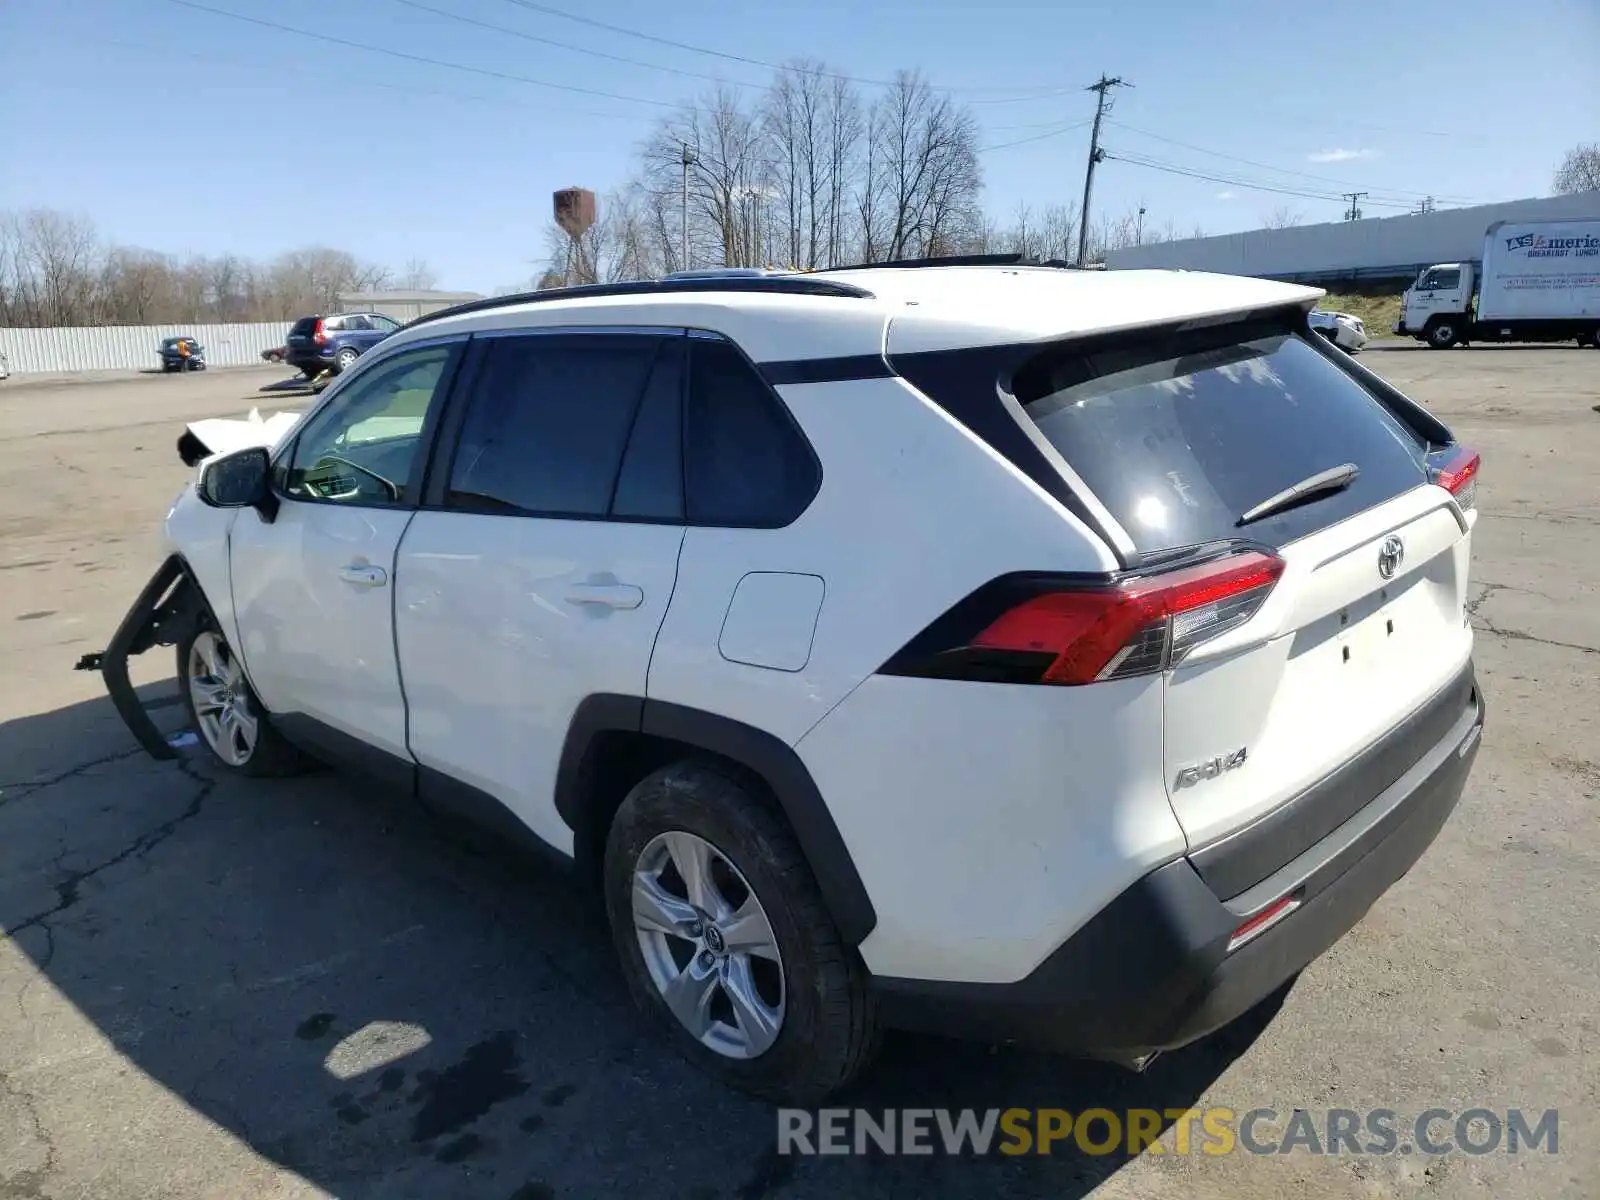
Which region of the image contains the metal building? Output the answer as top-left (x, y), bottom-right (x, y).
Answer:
top-left (336, 290), bottom-right (483, 323)
top-left (1106, 192), bottom-right (1600, 283)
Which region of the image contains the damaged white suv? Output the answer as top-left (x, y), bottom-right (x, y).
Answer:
top-left (88, 260), bottom-right (1484, 1102)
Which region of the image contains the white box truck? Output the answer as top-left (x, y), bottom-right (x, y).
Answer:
top-left (1394, 217), bottom-right (1600, 349)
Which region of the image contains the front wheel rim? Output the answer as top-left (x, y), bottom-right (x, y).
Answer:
top-left (188, 631), bottom-right (258, 766)
top-left (632, 831), bottom-right (786, 1059)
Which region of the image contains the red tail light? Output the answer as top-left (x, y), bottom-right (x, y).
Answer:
top-left (313, 319), bottom-right (327, 346)
top-left (1429, 444), bottom-right (1479, 511)
top-left (882, 551), bottom-right (1285, 686)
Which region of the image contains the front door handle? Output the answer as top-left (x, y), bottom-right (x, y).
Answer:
top-left (564, 582), bottom-right (643, 610)
top-left (338, 563), bottom-right (388, 588)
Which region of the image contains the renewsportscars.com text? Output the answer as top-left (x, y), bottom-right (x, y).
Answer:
top-left (777, 1107), bottom-right (1559, 1157)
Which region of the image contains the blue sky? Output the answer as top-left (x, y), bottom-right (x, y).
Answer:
top-left (2, 0), bottom-right (1595, 292)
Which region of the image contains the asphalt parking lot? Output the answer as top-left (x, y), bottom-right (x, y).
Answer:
top-left (2, 350), bottom-right (1597, 1199)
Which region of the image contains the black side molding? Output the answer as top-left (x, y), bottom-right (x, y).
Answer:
top-left (758, 354), bottom-right (895, 387)
top-left (554, 695), bottom-right (878, 948)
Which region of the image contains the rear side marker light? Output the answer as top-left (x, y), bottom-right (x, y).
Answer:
top-left (1227, 891), bottom-right (1302, 952)
top-left (1429, 445), bottom-right (1479, 512)
top-left (882, 550), bottom-right (1285, 687)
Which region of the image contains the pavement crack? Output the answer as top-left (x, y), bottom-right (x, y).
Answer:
top-left (5, 759), bottom-right (214, 936)
top-left (1473, 617), bottom-right (1600, 657)
top-left (0, 1068), bottom-right (60, 1181)
top-left (0, 746), bottom-right (146, 808)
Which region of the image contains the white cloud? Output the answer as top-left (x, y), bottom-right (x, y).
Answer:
top-left (1307, 148), bottom-right (1375, 163)
top-left (1215, 190), bottom-right (1236, 200)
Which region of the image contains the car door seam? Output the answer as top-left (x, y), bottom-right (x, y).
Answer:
top-left (391, 508), bottom-right (424, 769)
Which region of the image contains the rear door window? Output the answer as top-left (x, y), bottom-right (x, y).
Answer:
top-left (444, 333), bottom-right (667, 518)
top-left (1015, 327), bottom-right (1428, 553)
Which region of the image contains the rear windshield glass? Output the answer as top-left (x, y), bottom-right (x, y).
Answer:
top-left (289, 317), bottom-right (318, 336)
top-left (1015, 329), bottom-right (1428, 553)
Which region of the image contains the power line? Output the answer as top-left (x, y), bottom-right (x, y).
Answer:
top-left (164, 0), bottom-right (685, 110)
top-left (1104, 119), bottom-right (1480, 205)
top-left (1106, 152), bottom-right (1419, 209)
top-left (393, 0), bottom-right (763, 91)
top-left (42, 29), bottom-right (653, 124)
top-left (491, 0), bottom-right (1071, 100)
top-left (980, 120), bottom-right (1091, 153)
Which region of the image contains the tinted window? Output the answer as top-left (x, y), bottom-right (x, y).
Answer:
top-left (290, 317), bottom-right (318, 337)
top-left (446, 334), bottom-right (663, 518)
top-left (685, 338), bottom-right (819, 526)
top-left (611, 338), bottom-right (684, 522)
top-left (1016, 328), bottom-right (1427, 553)
top-left (282, 344), bottom-right (455, 506)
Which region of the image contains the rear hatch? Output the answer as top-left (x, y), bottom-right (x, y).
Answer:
top-left (1010, 315), bottom-right (1477, 892)
top-left (286, 316), bottom-right (321, 355)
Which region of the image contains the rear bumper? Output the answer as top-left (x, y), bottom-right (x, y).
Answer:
top-left (287, 347), bottom-right (337, 370)
top-left (873, 668), bottom-right (1483, 1061)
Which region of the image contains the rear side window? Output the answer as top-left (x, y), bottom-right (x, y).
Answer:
top-left (685, 338), bottom-right (820, 526)
top-left (1014, 327), bottom-right (1428, 553)
top-left (445, 334), bottom-right (664, 518)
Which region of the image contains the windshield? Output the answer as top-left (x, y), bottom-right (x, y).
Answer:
top-left (1016, 328), bottom-right (1428, 553)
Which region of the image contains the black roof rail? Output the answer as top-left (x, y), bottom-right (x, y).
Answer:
top-left (401, 274), bottom-right (874, 331)
top-left (820, 252), bottom-right (1087, 272)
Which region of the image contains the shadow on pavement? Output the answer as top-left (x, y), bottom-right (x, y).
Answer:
top-left (2, 691), bottom-right (1284, 1199)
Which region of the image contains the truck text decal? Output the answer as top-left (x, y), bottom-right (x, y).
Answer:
top-left (1504, 232), bottom-right (1600, 259)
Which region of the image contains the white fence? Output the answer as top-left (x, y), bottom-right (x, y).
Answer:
top-left (0, 322), bottom-right (294, 375)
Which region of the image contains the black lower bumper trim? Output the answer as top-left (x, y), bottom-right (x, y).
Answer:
top-left (88, 554), bottom-right (210, 761)
top-left (873, 671), bottom-right (1483, 1059)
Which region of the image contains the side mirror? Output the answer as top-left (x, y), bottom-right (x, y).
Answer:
top-left (198, 446), bottom-right (278, 521)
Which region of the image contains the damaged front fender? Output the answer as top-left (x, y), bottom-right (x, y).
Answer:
top-left (75, 555), bottom-right (208, 760)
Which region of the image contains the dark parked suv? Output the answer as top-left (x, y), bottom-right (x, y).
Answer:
top-left (284, 312), bottom-right (403, 377)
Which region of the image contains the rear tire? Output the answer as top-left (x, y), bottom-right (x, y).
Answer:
top-left (603, 761), bottom-right (879, 1104)
top-left (334, 347), bottom-right (360, 373)
top-left (177, 624), bottom-right (310, 778)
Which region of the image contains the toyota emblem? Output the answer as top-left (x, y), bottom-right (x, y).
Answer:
top-left (1377, 535), bottom-right (1404, 579)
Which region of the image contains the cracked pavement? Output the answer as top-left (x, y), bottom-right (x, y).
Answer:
top-left (2, 352), bottom-right (1598, 1199)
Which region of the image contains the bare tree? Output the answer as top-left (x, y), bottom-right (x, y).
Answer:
top-left (868, 71), bottom-right (983, 261)
top-left (1261, 206), bottom-right (1304, 230)
top-left (1038, 202), bottom-right (1080, 262)
top-left (398, 258), bottom-right (439, 290)
top-left (1553, 143), bottom-right (1600, 194)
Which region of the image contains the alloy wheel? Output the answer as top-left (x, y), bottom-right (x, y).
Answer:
top-left (187, 631), bottom-right (259, 767)
top-left (631, 830), bottom-right (786, 1059)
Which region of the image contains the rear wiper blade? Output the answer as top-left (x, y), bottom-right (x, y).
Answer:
top-left (1236, 462), bottom-right (1360, 527)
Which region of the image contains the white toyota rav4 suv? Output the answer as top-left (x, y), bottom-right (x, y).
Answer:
top-left (90, 260), bottom-right (1484, 1103)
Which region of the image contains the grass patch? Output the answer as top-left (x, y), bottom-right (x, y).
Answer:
top-left (1316, 290), bottom-right (1404, 334)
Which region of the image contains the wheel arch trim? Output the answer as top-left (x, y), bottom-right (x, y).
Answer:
top-left (554, 694), bottom-right (878, 947)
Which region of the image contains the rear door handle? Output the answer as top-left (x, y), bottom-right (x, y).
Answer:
top-left (564, 582), bottom-right (643, 610)
top-left (338, 563), bottom-right (388, 588)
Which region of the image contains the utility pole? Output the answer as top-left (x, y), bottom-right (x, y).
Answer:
top-left (680, 143), bottom-right (696, 272)
top-left (1136, 204), bottom-right (1147, 245)
top-left (1343, 191), bottom-right (1367, 221)
top-left (1077, 74), bottom-right (1130, 266)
